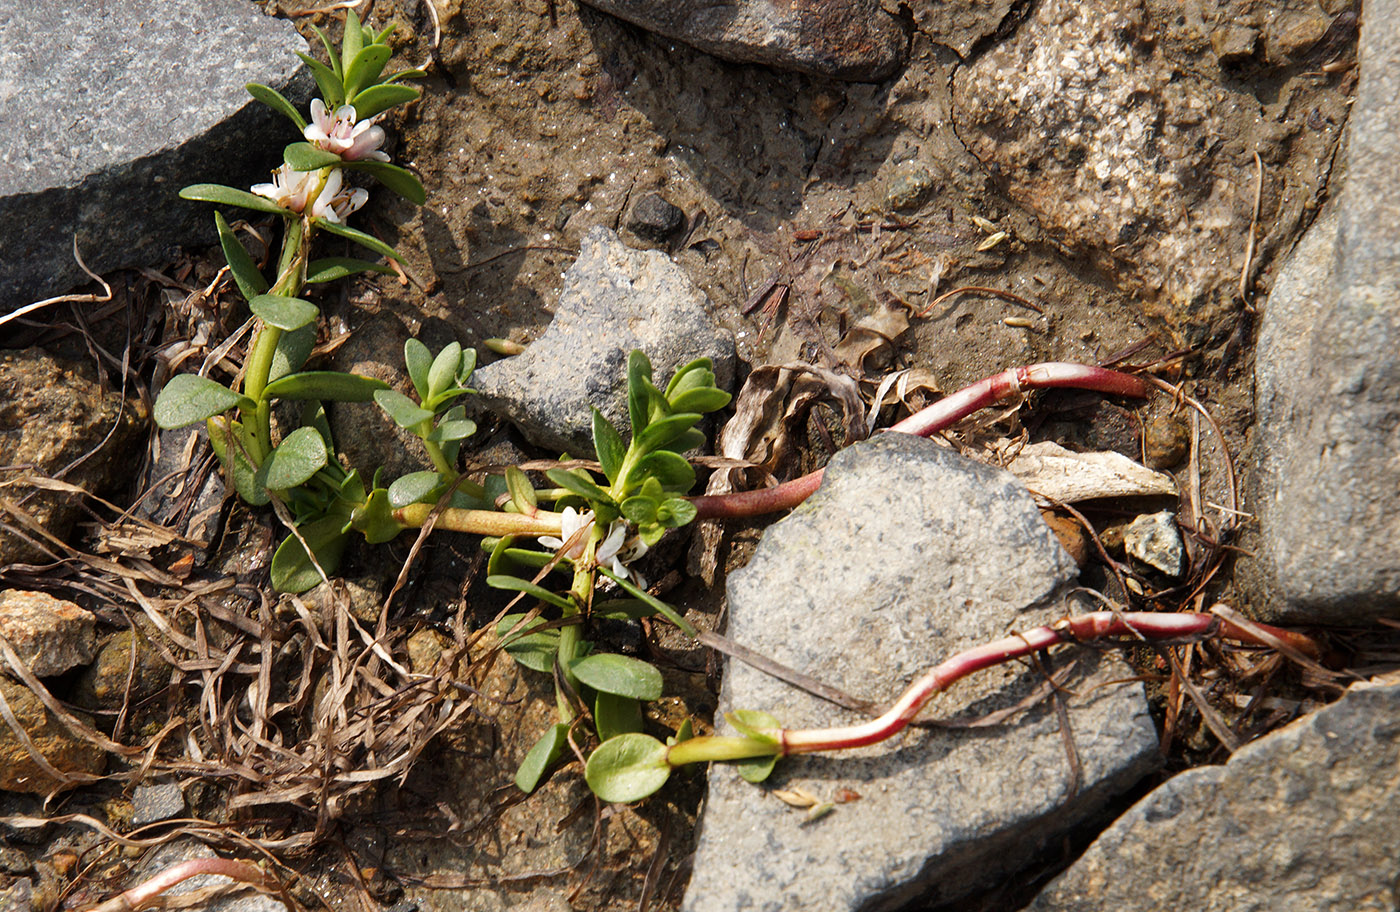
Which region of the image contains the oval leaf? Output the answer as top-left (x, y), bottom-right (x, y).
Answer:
top-left (313, 218), bottom-right (404, 263)
top-left (595, 691), bottom-right (644, 741)
top-left (592, 408), bottom-right (626, 484)
top-left (373, 389), bottom-right (434, 428)
top-left (669, 387), bottom-right (731, 415)
top-left (635, 413), bottom-right (703, 454)
top-left (270, 515), bottom-right (350, 593)
top-left (584, 733), bottom-right (671, 804)
top-left (427, 418), bottom-right (476, 443)
top-left (154, 374), bottom-right (249, 429)
top-left (387, 470), bottom-right (441, 508)
top-left (738, 753), bottom-right (780, 784)
top-left (495, 612), bottom-right (562, 673)
top-left (427, 342), bottom-right (463, 399)
top-left (570, 654), bottom-right (663, 701)
top-left (515, 723), bottom-right (570, 793)
top-left (245, 82), bottom-right (307, 131)
top-left (180, 183), bottom-right (287, 216)
top-left (344, 43), bottom-right (392, 98)
top-left (626, 350), bottom-right (654, 439)
top-left (284, 141), bottom-right (343, 172)
top-left (249, 294), bottom-right (319, 331)
top-left (403, 338), bottom-right (432, 399)
top-left (264, 371), bottom-right (390, 402)
top-left (351, 83), bottom-right (421, 120)
top-left (208, 417), bottom-right (269, 506)
top-left (268, 324), bottom-right (316, 383)
top-left (634, 450), bottom-right (695, 492)
top-left (343, 160), bottom-right (426, 205)
top-left (505, 465), bottom-right (537, 514)
top-left (258, 426), bottom-right (328, 490)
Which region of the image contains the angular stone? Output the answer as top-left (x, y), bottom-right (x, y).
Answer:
top-left (473, 227), bottom-right (735, 456)
top-left (579, 0), bottom-right (906, 82)
top-left (0, 677), bottom-right (106, 794)
top-left (1250, 7), bottom-right (1400, 623)
top-left (0, 350), bottom-right (147, 566)
top-left (132, 781), bottom-right (186, 827)
top-left (0, 1), bottom-right (312, 304)
top-left (1030, 679), bottom-right (1400, 911)
top-left (0, 590), bottom-right (98, 678)
top-left (682, 435), bottom-right (1159, 912)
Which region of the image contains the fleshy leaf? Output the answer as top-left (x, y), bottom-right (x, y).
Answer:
top-left (426, 342), bottom-right (463, 400)
top-left (404, 338), bottom-right (432, 400)
top-left (343, 160), bottom-right (426, 205)
top-left (633, 450), bottom-right (695, 492)
top-left (569, 654), bottom-right (663, 701)
top-left (154, 374), bottom-right (251, 429)
top-left (249, 293), bottom-right (319, 331)
top-left (214, 210), bottom-right (268, 299)
top-left (268, 324), bottom-right (316, 383)
top-left (592, 409), bottom-right (626, 484)
top-left (351, 83), bottom-right (421, 120)
top-left (180, 183), bottom-right (288, 216)
top-left (657, 497), bottom-right (698, 528)
top-left (297, 52), bottom-right (344, 108)
top-left (737, 753), bottom-right (780, 784)
top-left (373, 389), bottom-right (434, 428)
top-left (349, 487), bottom-right (402, 544)
top-left (726, 709), bottom-right (781, 743)
top-left (495, 612), bottom-right (562, 673)
top-left (620, 495), bottom-right (658, 527)
top-left (486, 576), bottom-right (575, 612)
top-left (387, 471), bottom-right (441, 508)
top-left (427, 418), bottom-right (476, 443)
top-left (669, 387), bottom-right (731, 414)
top-left (270, 515), bottom-right (350, 593)
top-left (595, 691), bottom-right (644, 741)
top-left (257, 426), bottom-right (328, 490)
top-left (505, 466), bottom-right (537, 514)
top-left (635, 413), bottom-right (703, 454)
top-left (313, 218), bottom-right (404, 262)
top-left (284, 141), bottom-right (343, 172)
top-left (344, 44), bottom-right (392, 98)
top-left (263, 371), bottom-right (390, 402)
top-left (245, 82), bottom-right (307, 132)
top-left (584, 733), bottom-right (671, 804)
top-left (304, 257), bottom-right (394, 284)
top-left (340, 8), bottom-right (365, 80)
top-left (626, 350), bottom-right (654, 440)
top-left (515, 723), bottom-right (570, 793)
top-left (208, 417), bottom-right (269, 506)
top-left (545, 467), bottom-right (612, 505)
top-left (593, 598), bottom-right (654, 621)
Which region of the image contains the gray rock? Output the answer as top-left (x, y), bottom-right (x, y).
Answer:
top-left (1030, 679), bottom-right (1400, 911)
top-left (682, 435), bottom-right (1159, 912)
top-left (0, 590), bottom-right (98, 678)
top-left (0, 1), bottom-right (312, 304)
top-left (125, 839), bottom-right (286, 912)
top-left (0, 350), bottom-right (147, 566)
top-left (882, 160), bottom-right (939, 213)
top-left (1251, 7), bottom-right (1400, 623)
top-left (579, 0), bottom-right (906, 82)
top-left (137, 425), bottom-right (226, 548)
top-left (1123, 511), bottom-right (1184, 577)
top-left (473, 227), bottom-right (734, 456)
top-left (625, 192), bottom-right (685, 242)
top-left (132, 781), bottom-right (186, 827)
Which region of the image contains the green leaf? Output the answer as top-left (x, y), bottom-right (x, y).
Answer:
top-left (309, 25), bottom-right (342, 80)
top-left (249, 293), bottom-right (319, 331)
top-left (268, 324), bottom-right (316, 382)
top-left (154, 374), bottom-right (250, 429)
top-left (344, 44), bottom-right (392, 98)
top-left (486, 576), bottom-right (575, 612)
top-left (349, 487), bottom-right (403, 544)
top-left (313, 218), bottom-right (404, 263)
top-left (427, 418), bottom-right (476, 443)
top-left (633, 450), bottom-right (695, 492)
top-left (657, 497), bottom-right (698, 528)
top-left (180, 183), bottom-right (287, 216)
top-left (627, 350), bottom-right (654, 440)
top-left (284, 141), bottom-right (343, 172)
top-left (504, 465), bottom-right (538, 515)
top-left (245, 82), bottom-right (307, 132)
top-left (304, 256), bottom-right (395, 284)
top-left (270, 515), bottom-right (351, 593)
top-left (495, 612), bottom-right (562, 673)
top-left (208, 417), bottom-right (269, 506)
top-left (214, 211), bottom-right (268, 299)
top-left (300, 401), bottom-right (335, 453)
top-left (426, 342), bottom-right (462, 399)
top-left (620, 495), bottom-right (658, 527)
top-left (340, 8), bottom-right (365, 81)
top-left (726, 709), bottom-right (781, 743)
top-left (404, 338), bottom-right (432, 400)
top-left (264, 371), bottom-right (391, 402)
top-left (593, 599), bottom-right (654, 621)
top-left (570, 654), bottom-right (663, 701)
top-left (545, 468), bottom-right (612, 505)
top-left (384, 67), bottom-right (428, 84)
top-left (584, 733), bottom-right (671, 804)
top-left (658, 428), bottom-right (707, 455)
top-left (635, 413), bottom-right (703, 454)
top-left (388, 471), bottom-right (441, 508)
top-left (592, 409), bottom-right (626, 484)
top-left (351, 83), bottom-right (421, 120)
top-left (669, 387), bottom-right (731, 415)
top-left (595, 692), bottom-right (644, 741)
top-left (738, 753), bottom-right (781, 784)
top-left (669, 717), bottom-right (694, 745)
top-left (343, 160), bottom-right (426, 205)
top-left (373, 389), bottom-right (434, 429)
top-left (297, 52), bottom-right (345, 107)
top-left (663, 358), bottom-right (713, 399)
top-left (597, 568), bottom-right (697, 637)
top-left (515, 723), bottom-right (570, 793)
top-left (257, 426), bottom-right (328, 490)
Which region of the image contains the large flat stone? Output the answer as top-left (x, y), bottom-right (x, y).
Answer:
top-left (1251, 7), bottom-right (1400, 623)
top-left (0, 1), bottom-right (312, 305)
top-left (682, 435), bottom-right (1159, 912)
top-left (1030, 679), bottom-right (1400, 911)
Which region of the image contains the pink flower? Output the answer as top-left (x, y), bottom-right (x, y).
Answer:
top-left (251, 163), bottom-right (319, 212)
top-left (308, 169), bottom-right (368, 224)
top-left (304, 99), bottom-right (390, 162)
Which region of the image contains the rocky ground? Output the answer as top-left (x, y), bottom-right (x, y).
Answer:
top-left (3, 0), bottom-right (1398, 910)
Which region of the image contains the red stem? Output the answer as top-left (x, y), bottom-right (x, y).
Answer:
top-left (87, 858), bottom-right (272, 912)
top-left (778, 611), bottom-right (1310, 754)
top-left (691, 363), bottom-right (1150, 520)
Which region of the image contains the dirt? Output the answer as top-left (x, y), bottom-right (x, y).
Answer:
top-left (2, 0), bottom-right (1359, 909)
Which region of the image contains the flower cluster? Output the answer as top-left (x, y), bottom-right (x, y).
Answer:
top-left (305, 99), bottom-right (389, 162)
top-left (537, 507), bottom-right (649, 586)
top-left (252, 100), bottom-right (389, 219)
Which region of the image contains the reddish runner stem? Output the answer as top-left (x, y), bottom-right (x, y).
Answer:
top-left (87, 858), bottom-right (273, 912)
top-left (690, 363), bottom-right (1150, 520)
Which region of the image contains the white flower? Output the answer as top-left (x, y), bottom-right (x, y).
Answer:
top-left (538, 507), bottom-right (594, 558)
top-left (251, 162), bottom-right (319, 212)
top-left (304, 99), bottom-right (390, 162)
top-left (596, 519), bottom-right (649, 588)
top-left (309, 168), bottom-right (368, 224)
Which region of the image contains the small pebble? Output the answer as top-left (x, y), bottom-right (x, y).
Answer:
top-left (1123, 511), bottom-right (1185, 577)
top-left (626, 192), bottom-right (685, 242)
top-left (882, 161), bottom-right (938, 212)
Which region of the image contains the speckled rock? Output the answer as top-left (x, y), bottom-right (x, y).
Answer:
top-left (0, 1), bottom-right (312, 304)
top-left (950, 0), bottom-right (1346, 336)
top-left (1251, 6), bottom-right (1400, 624)
top-left (683, 434), bottom-right (1160, 912)
top-left (0, 677), bottom-right (106, 794)
top-left (473, 226), bottom-right (735, 456)
top-left (71, 627), bottom-right (170, 712)
top-left (578, 0), bottom-right (906, 82)
top-left (0, 350), bottom-right (147, 566)
top-left (1123, 511), bottom-right (1184, 577)
top-left (0, 590), bottom-right (97, 678)
top-left (131, 781), bottom-right (186, 827)
top-left (1030, 679), bottom-right (1400, 912)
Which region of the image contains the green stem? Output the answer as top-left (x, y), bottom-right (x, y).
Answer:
top-left (665, 735), bottom-right (781, 766)
top-left (240, 215), bottom-right (312, 460)
top-left (555, 530), bottom-right (599, 721)
top-left (394, 504), bottom-right (560, 536)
